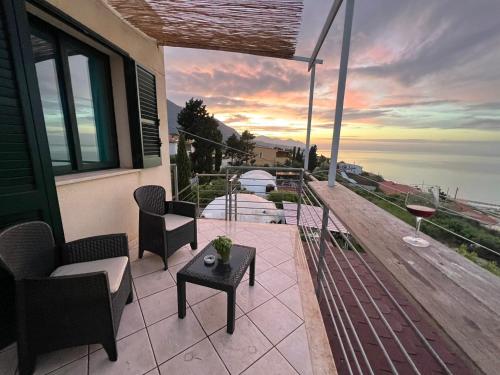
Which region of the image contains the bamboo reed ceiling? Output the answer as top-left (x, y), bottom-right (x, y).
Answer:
top-left (106, 0), bottom-right (303, 58)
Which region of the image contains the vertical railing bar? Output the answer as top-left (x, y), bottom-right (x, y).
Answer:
top-left (301, 221), bottom-right (361, 375)
top-left (196, 174), bottom-right (200, 218)
top-left (225, 169), bottom-right (229, 221)
top-left (173, 164), bottom-right (179, 201)
top-left (315, 205), bottom-right (329, 297)
top-left (301, 196), bottom-right (373, 374)
top-left (296, 169), bottom-right (304, 225)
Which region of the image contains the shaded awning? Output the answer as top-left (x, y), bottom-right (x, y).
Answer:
top-left (105, 0), bottom-right (303, 59)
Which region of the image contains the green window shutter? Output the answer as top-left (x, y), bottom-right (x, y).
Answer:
top-left (125, 59), bottom-right (161, 168)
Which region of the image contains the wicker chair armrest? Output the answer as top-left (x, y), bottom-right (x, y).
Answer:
top-left (16, 272), bottom-right (113, 329)
top-left (166, 201), bottom-right (196, 218)
top-left (61, 234), bottom-right (129, 265)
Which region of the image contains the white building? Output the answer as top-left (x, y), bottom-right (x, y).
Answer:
top-left (338, 162), bottom-right (363, 175)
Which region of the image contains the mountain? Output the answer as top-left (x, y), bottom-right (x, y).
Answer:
top-left (167, 99), bottom-right (305, 150)
top-left (167, 100), bottom-right (239, 140)
top-left (254, 135), bottom-right (305, 150)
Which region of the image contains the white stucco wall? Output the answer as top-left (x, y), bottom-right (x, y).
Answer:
top-left (30, 0), bottom-right (172, 259)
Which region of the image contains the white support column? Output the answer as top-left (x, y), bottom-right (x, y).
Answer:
top-left (328, 0), bottom-right (355, 187)
top-left (303, 62), bottom-right (316, 171)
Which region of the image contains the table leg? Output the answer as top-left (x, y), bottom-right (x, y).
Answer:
top-left (227, 290), bottom-right (236, 334)
top-left (249, 256), bottom-right (255, 286)
top-left (177, 280), bottom-right (186, 319)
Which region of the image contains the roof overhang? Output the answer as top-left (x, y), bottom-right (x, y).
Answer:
top-left (105, 0), bottom-right (304, 59)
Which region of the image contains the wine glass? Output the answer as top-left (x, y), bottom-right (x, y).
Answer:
top-left (403, 186), bottom-right (439, 248)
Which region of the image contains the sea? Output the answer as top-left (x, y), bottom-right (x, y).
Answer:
top-left (318, 139), bottom-right (500, 205)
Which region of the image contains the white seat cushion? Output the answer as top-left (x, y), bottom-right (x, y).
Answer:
top-left (163, 213), bottom-right (194, 231)
top-left (50, 256), bottom-right (128, 293)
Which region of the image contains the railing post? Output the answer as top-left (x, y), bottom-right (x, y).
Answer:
top-left (316, 205), bottom-right (329, 298)
top-left (196, 174), bottom-right (200, 218)
top-left (173, 164), bottom-right (179, 201)
top-left (228, 179), bottom-right (233, 222)
top-left (234, 186), bottom-right (238, 221)
top-left (225, 169), bottom-right (229, 221)
top-left (296, 169), bottom-right (304, 226)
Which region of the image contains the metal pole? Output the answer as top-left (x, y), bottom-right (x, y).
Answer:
top-left (229, 179), bottom-right (232, 222)
top-left (234, 186), bottom-right (238, 222)
top-left (196, 174), bottom-right (200, 218)
top-left (173, 164), bottom-right (179, 201)
top-left (328, 0), bottom-right (355, 187)
top-left (316, 205), bottom-right (330, 297)
top-left (304, 63), bottom-right (316, 171)
top-left (225, 169), bottom-right (229, 221)
top-left (296, 169), bottom-right (304, 225)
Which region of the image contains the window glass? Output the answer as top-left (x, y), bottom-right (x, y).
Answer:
top-left (31, 32), bottom-right (71, 170)
top-left (30, 19), bottom-right (118, 175)
top-left (68, 54), bottom-right (100, 163)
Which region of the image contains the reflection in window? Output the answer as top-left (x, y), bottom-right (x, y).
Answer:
top-left (30, 18), bottom-right (118, 175)
top-left (68, 54), bottom-right (100, 163)
top-left (31, 33), bottom-right (71, 169)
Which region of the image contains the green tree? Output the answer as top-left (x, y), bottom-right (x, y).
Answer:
top-left (177, 98), bottom-right (222, 173)
top-left (225, 133), bottom-right (241, 165)
top-left (176, 134), bottom-right (191, 191)
top-left (214, 148), bottom-right (222, 171)
top-left (239, 130), bottom-right (256, 165)
top-left (308, 145), bottom-right (318, 171)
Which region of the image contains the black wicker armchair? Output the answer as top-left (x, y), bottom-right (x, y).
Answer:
top-left (0, 221), bottom-right (133, 375)
top-left (134, 185), bottom-right (197, 270)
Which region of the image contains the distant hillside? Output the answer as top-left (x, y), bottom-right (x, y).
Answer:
top-left (254, 135), bottom-right (305, 150)
top-left (167, 99), bottom-right (305, 150)
top-left (167, 100), bottom-right (239, 140)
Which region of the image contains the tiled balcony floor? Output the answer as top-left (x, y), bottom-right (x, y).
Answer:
top-left (1, 219), bottom-right (332, 375)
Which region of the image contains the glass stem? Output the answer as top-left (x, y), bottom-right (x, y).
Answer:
top-left (415, 216), bottom-right (422, 238)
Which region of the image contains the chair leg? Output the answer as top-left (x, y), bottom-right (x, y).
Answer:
top-left (103, 339), bottom-right (118, 361)
top-left (190, 241), bottom-right (197, 250)
top-left (126, 289), bottom-right (134, 304)
top-left (138, 247), bottom-right (144, 259)
top-left (17, 342), bottom-right (35, 375)
top-left (163, 257), bottom-right (168, 271)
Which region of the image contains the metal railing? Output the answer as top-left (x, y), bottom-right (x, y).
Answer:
top-left (171, 166), bottom-right (457, 374)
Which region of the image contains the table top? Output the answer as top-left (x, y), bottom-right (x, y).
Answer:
top-left (177, 243), bottom-right (256, 288)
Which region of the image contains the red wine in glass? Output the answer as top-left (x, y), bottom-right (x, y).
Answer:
top-left (403, 187), bottom-right (439, 247)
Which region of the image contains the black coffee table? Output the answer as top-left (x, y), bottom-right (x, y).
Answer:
top-left (177, 243), bottom-right (256, 334)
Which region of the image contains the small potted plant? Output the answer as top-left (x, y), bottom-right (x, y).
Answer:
top-left (212, 236), bottom-right (232, 265)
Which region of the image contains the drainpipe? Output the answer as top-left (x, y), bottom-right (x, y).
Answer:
top-left (328, 0), bottom-right (355, 187)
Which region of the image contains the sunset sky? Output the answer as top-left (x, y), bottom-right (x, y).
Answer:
top-left (164, 0), bottom-right (500, 156)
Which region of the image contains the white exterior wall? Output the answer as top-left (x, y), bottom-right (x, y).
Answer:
top-left (31, 0), bottom-right (172, 260)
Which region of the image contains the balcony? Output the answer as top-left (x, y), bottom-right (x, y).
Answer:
top-left (0, 219), bottom-right (335, 375)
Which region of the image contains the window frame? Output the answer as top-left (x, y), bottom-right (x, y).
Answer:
top-left (29, 16), bottom-right (119, 176)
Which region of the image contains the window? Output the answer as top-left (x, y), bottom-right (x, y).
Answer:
top-left (30, 18), bottom-right (118, 175)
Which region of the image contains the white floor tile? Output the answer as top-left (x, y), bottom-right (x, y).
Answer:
top-left (241, 348), bottom-right (298, 375)
top-left (259, 248), bottom-right (292, 267)
top-left (148, 309), bottom-right (206, 365)
top-left (139, 286), bottom-right (179, 326)
top-left (277, 325), bottom-right (313, 375)
top-left (256, 268), bottom-right (296, 296)
top-left (131, 254), bottom-right (164, 278)
top-left (134, 270), bottom-right (176, 299)
top-left (236, 281), bottom-right (273, 313)
top-left (210, 316), bottom-right (272, 375)
top-left (89, 330), bottom-right (156, 375)
top-left (158, 338), bottom-right (228, 375)
top-left (248, 299), bottom-right (302, 345)
top-left (50, 357), bottom-right (88, 375)
top-left (191, 293), bottom-right (244, 335)
top-left (0, 347), bottom-right (17, 375)
top-left (277, 284), bottom-right (303, 318)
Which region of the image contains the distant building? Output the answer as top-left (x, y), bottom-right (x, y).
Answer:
top-left (253, 145), bottom-right (290, 166)
top-left (337, 162), bottom-right (363, 175)
top-left (169, 134), bottom-right (193, 156)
